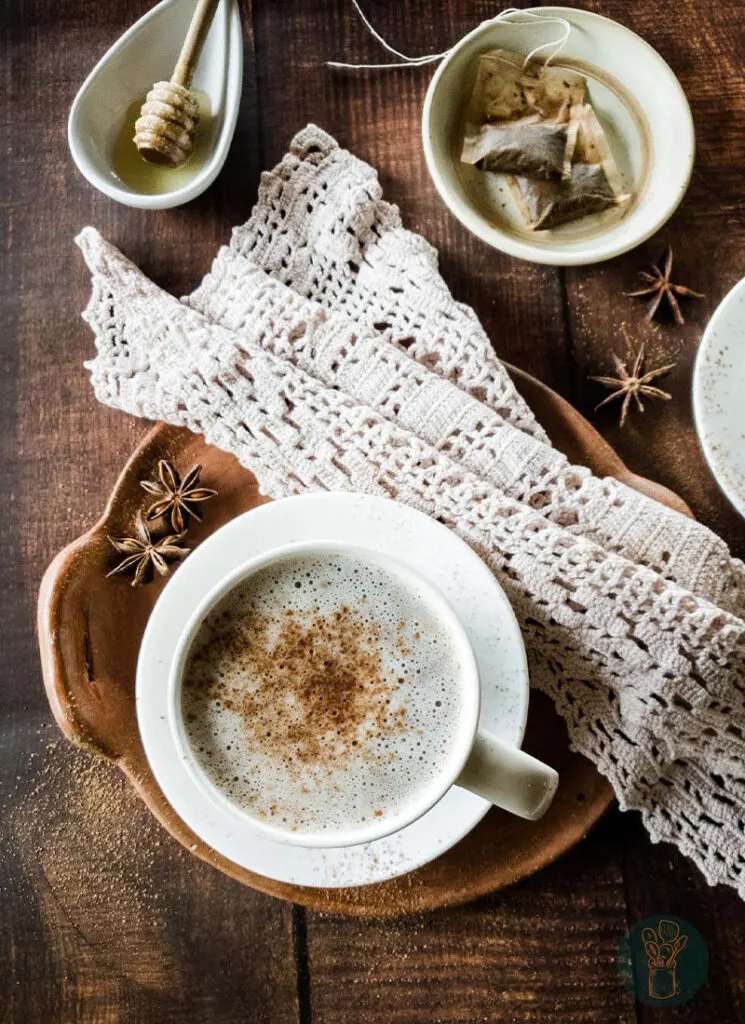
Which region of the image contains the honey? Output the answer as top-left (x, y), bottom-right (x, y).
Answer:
top-left (112, 90), bottom-right (212, 195)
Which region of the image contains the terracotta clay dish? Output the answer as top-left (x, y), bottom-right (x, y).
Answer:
top-left (37, 367), bottom-right (692, 917)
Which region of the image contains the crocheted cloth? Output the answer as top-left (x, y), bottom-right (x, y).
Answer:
top-left (77, 125), bottom-right (745, 897)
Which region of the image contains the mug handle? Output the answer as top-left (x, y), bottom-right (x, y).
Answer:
top-left (456, 729), bottom-right (559, 821)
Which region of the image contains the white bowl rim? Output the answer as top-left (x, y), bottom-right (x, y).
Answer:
top-left (67, 0), bottom-right (242, 210)
top-left (692, 275), bottom-right (745, 518)
top-left (421, 5), bottom-right (695, 266)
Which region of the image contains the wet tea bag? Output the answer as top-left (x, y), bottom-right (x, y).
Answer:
top-left (462, 122), bottom-right (570, 179)
top-left (461, 50), bottom-right (586, 180)
top-left (511, 105), bottom-right (631, 230)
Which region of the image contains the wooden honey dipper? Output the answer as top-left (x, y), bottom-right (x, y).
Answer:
top-left (134, 0), bottom-right (220, 168)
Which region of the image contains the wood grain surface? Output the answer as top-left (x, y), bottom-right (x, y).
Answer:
top-left (2, 0), bottom-right (745, 1021)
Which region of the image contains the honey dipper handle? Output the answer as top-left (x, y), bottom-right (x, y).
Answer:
top-left (172, 0), bottom-right (221, 88)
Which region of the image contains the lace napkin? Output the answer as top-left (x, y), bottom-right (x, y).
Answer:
top-left (77, 125), bottom-right (745, 898)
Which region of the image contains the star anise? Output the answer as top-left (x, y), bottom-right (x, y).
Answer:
top-left (590, 330), bottom-right (676, 427)
top-left (626, 246), bottom-right (704, 324)
top-left (107, 511), bottom-right (189, 586)
top-left (140, 460), bottom-right (217, 533)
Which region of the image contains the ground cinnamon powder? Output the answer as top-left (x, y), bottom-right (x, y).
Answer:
top-left (185, 605), bottom-right (410, 776)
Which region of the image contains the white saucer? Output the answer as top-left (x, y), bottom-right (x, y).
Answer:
top-left (693, 277), bottom-right (745, 518)
top-left (137, 493), bottom-right (529, 888)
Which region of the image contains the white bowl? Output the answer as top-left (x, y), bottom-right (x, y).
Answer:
top-left (68, 0), bottom-right (242, 210)
top-left (693, 277), bottom-right (745, 519)
top-left (422, 6), bottom-right (695, 266)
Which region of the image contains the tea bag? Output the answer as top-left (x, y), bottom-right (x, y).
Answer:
top-left (462, 122), bottom-right (569, 179)
top-left (461, 50), bottom-right (586, 180)
top-left (512, 105), bottom-right (631, 230)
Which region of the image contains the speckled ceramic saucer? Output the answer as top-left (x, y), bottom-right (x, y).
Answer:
top-left (693, 277), bottom-right (745, 518)
top-left (138, 493), bottom-right (530, 888)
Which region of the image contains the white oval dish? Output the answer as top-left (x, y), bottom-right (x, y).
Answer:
top-left (68, 0), bottom-right (242, 210)
top-left (137, 493), bottom-right (530, 888)
top-left (693, 277), bottom-right (745, 518)
top-left (422, 6), bottom-right (694, 266)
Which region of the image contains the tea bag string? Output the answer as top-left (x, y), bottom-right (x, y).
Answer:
top-left (327, 2), bottom-right (571, 71)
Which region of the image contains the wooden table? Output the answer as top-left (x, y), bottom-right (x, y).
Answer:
top-left (3, 1), bottom-right (745, 1021)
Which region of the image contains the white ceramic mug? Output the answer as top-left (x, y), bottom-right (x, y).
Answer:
top-left (168, 540), bottom-right (559, 849)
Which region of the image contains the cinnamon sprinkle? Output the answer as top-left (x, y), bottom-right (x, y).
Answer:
top-left (185, 604), bottom-right (410, 775)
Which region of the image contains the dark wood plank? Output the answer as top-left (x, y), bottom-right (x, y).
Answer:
top-left (561, 0), bottom-right (745, 548)
top-left (305, 813), bottom-right (635, 1024)
top-left (0, 1), bottom-right (300, 1021)
top-left (252, 0), bottom-right (745, 1019)
top-left (619, 813), bottom-right (745, 1024)
top-left (4, 0), bottom-right (745, 1020)
top-left (251, 0), bottom-right (617, 1020)
top-left (1, 726), bottom-right (299, 1023)
top-left (560, 4), bottom-right (745, 1017)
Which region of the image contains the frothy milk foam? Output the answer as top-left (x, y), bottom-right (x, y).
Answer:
top-left (181, 551), bottom-right (467, 838)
